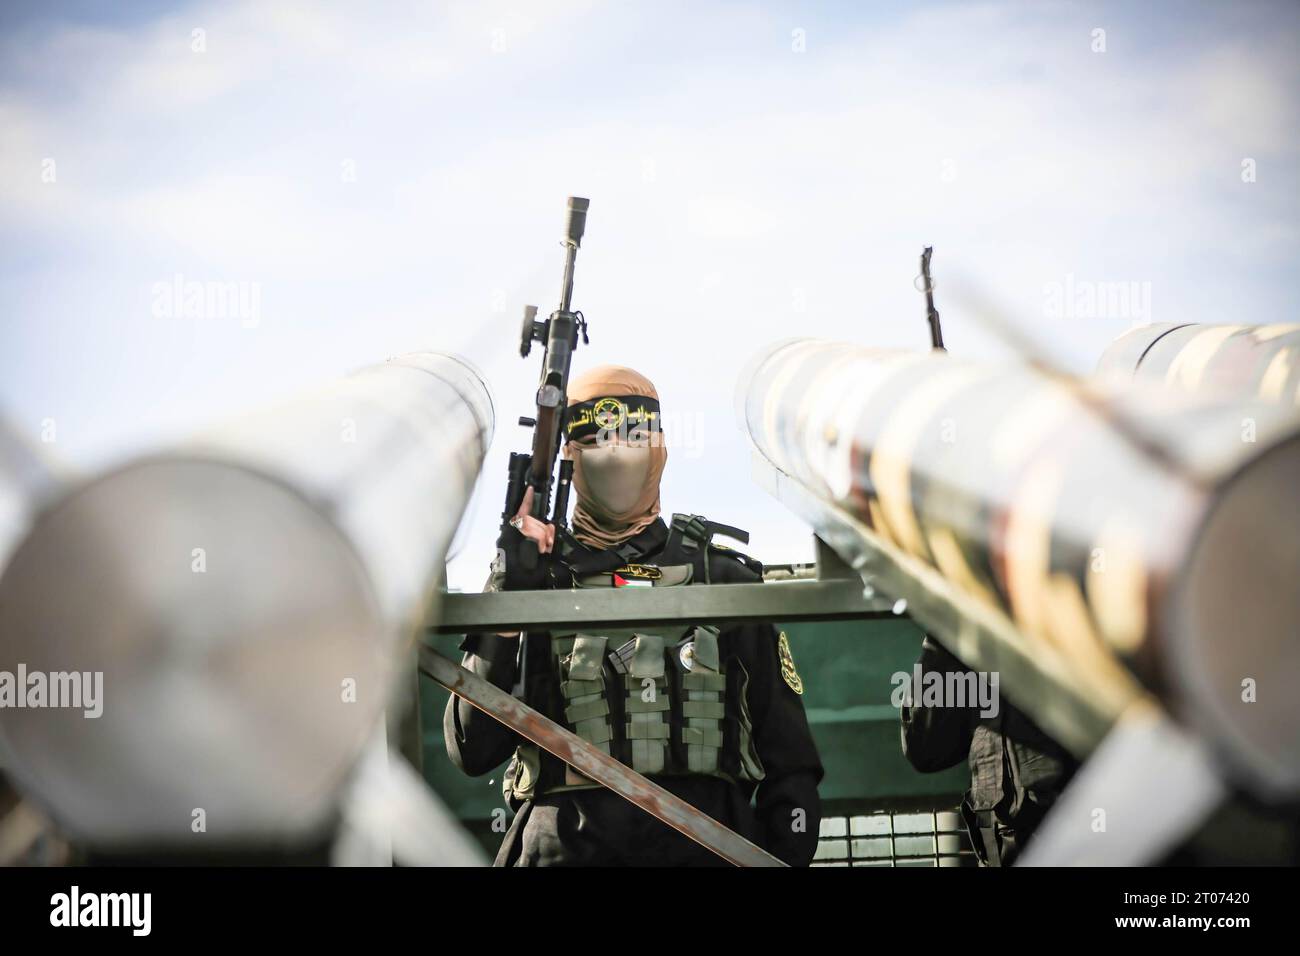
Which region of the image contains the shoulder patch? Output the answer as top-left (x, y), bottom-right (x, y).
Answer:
top-left (778, 631), bottom-right (804, 695)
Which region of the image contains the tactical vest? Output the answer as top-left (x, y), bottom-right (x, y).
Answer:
top-left (960, 709), bottom-right (1078, 866)
top-left (503, 514), bottom-right (767, 803)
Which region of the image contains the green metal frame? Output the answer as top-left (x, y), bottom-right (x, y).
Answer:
top-left (418, 536), bottom-right (969, 851)
top-left (429, 578), bottom-right (896, 633)
top-left (430, 537), bottom-right (896, 634)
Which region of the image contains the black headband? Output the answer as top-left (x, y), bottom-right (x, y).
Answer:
top-left (564, 394), bottom-right (661, 443)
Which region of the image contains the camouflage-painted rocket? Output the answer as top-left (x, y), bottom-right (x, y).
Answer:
top-left (739, 338), bottom-right (1300, 799)
top-left (1097, 322), bottom-right (1300, 405)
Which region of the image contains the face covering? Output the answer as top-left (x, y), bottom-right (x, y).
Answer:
top-left (563, 365), bottom-right (668, 549)
top-left (574, 443), bottom-right (652, 515)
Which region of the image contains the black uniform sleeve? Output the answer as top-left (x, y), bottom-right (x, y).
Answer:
top-left (442, 523), bottom-right (572, 778)
top-left (711, 550), bottom-right (824, 866)
top-left (745, 621), bottom-right (824, 866)
top-left (442, 560), bottom-right (526, 777)
top-left (442, 630), bottom-right (524, 777)
top-left (899, 635), bottom-right (975, 773)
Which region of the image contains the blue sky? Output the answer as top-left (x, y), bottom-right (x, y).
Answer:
top-left (1, 0), bottom-right (1297, 589)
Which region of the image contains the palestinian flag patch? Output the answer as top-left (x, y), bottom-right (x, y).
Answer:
top-left (613, 573), bottom-right (652, 588)
top-left (613, 564), bottom-right (659, 588)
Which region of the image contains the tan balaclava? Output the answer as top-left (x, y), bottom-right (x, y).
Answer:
top-left (563, 365), bottom-right (667, 549)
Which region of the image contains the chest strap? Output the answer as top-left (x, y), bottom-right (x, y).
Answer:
top-left (563, 519), bottom-right (669, 579)
top-left (662, 514), bottom-right (750, 584)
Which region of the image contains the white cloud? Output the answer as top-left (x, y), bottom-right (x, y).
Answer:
top-left (0, 0), bottom-right (1296, 588)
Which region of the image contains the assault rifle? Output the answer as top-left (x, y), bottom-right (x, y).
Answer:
top-left (502, 197), bottom-right (591, 577)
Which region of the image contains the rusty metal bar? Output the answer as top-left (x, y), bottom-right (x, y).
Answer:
top-left (417, 645), bottom-right (785, 868)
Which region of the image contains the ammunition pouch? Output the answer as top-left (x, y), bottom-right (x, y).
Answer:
top-left (503, 514), bottom-right (766, 804)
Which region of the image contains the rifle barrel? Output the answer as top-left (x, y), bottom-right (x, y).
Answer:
top-left (920, 246), bottom-right (945, 351)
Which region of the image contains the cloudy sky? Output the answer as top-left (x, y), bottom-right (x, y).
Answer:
top-left (1, 0), bottom-right (1297, 589)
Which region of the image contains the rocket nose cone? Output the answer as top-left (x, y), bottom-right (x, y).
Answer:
top-left (1170, 433), bottom-right (1300, 799)
top-left (0, 457), bottom-right (388, 847)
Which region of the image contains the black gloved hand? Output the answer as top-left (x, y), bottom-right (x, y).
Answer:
top-left (497, 521), bottom-right (549, 592)
top-left (498, 486), bottom-right (556, 591)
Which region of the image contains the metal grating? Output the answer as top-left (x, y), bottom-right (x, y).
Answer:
top-left (812, 808), bottom-right (977, 867)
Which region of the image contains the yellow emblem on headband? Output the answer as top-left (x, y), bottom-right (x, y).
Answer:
top-left (592, 397), bottom-right (626, 431)
top-left (778, 631), bottom-right (804, 695)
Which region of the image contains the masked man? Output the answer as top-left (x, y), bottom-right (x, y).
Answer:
top-left (444, 365), bottom-right (823, 866)
top-left (900, 635), bottom-right (1078, 866)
